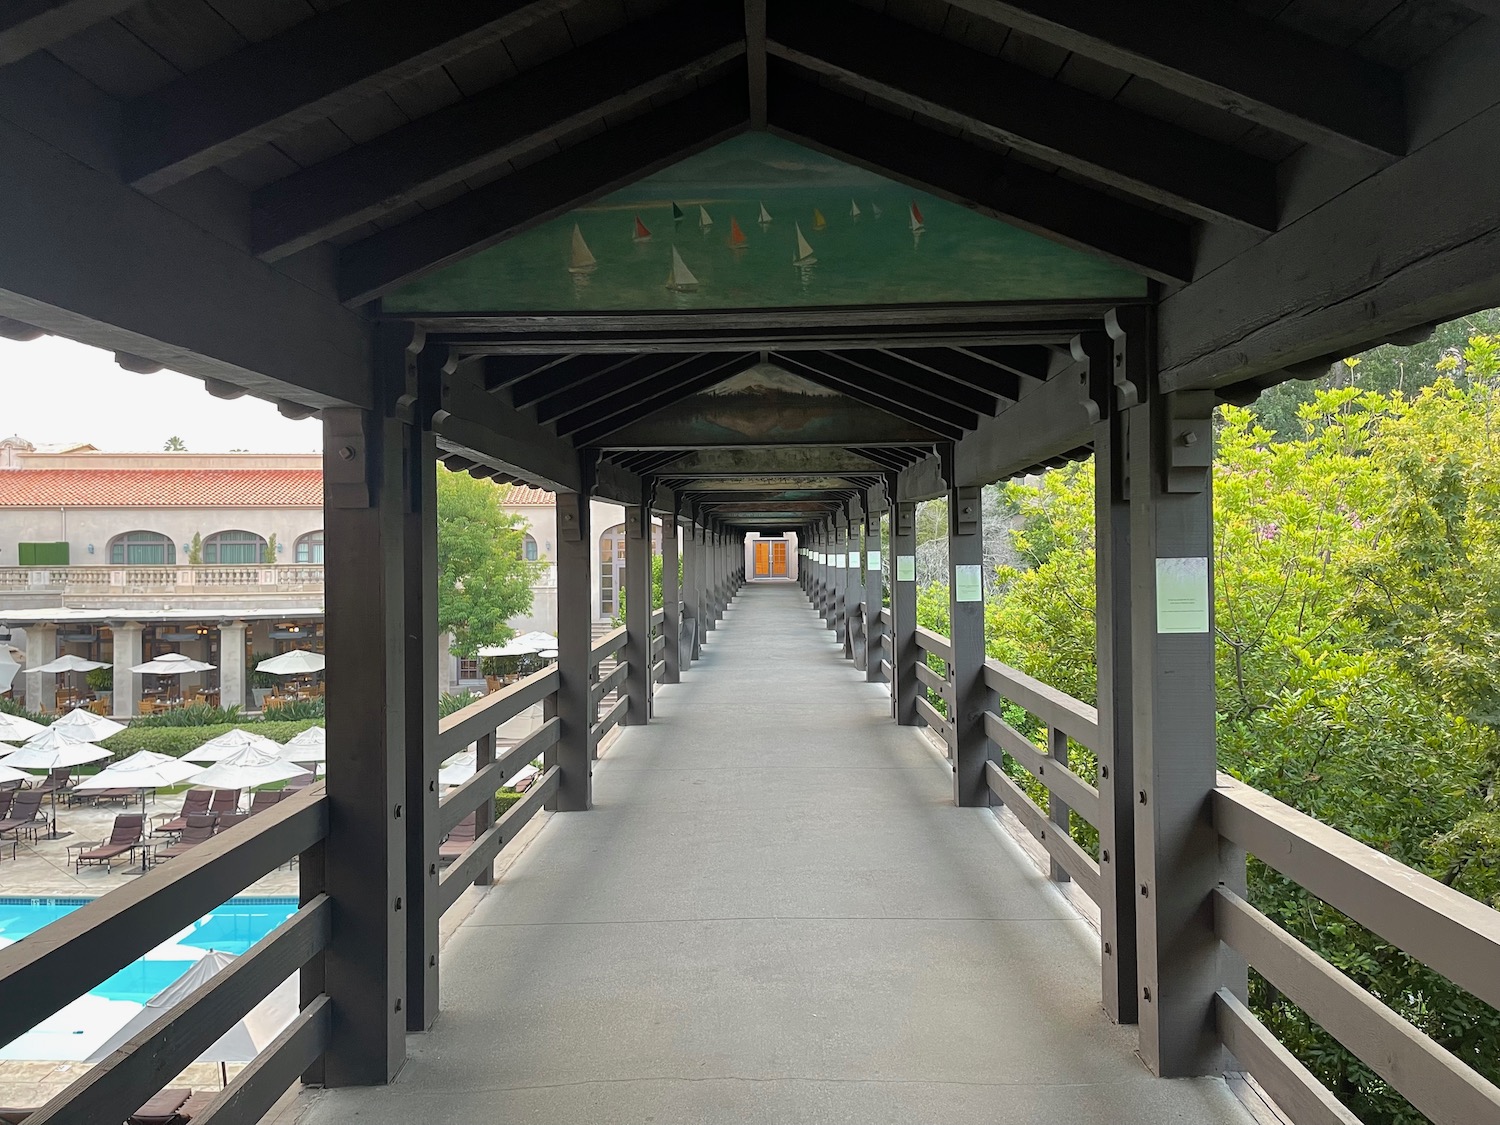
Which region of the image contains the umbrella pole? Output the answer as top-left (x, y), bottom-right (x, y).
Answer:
top-left (44, 785), bottom-right (69, 840)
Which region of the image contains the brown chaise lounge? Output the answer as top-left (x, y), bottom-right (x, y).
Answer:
top-left (438, 813), bottom-right (478, 862)
top-left (154, 814), bottom-right (216, 861)
top-left (126, 1087), bottom-right (191, 1125)
top-left (208, 789), bottom-right (241, 817)
top-left (153, 789), bottom-right (211, 836)
top-left (69, 814), bottom-right (145, 873)
top-left (0, 790), bottom-right (46, 844)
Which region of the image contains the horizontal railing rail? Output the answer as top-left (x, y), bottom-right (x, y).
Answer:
top-left (650, 607), bottom-right (665, 628)
top-left (912, 629), bottom-right (954, 752)
top-left (590, 661), bottom-right (628, 708)
top-left (0, 564), bottom-right (325, 592)
top-left (436, 665), bottom-right (558, 759)
top-left (1211, 773), bottom-right (1500, 1125)
top-left (438, 719), bottom-right (559, 838)
top-left (0, 785), bottom-right (330, 1125)
top-left (439, 766), bottom-right (559, 914)
top-left (593, 696), bottom-right (628, 743)
top-left (590, 626), bottom-right (627, 668)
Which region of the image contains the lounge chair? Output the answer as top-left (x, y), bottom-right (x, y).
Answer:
top-left (282, 774), bottom-right (314, 792)
top-left (127, 1088), bottom-right (191, 1125)
top-left (69, 814), bottom-right (145, 873)
top-left (0, 790), bottom-right (13, 821)
top-left (0, 1108), bottom-right (40, 1125)
top-left (34, 766), bottom-right (73, 798)
top-left (176, 1090), bottom-right (217, 1121)
top-left (438, 813), bottom-right (478, 862)
top-left (248, 790), bottom-right (286, 815)
top-left (154, 789), bottom-right (211, 835)
top-left (0, 790), bottom-right (46, 844)
top-left (154, 814), bottom-right (216, 861)
top-left (216, 811), bottom-right (248, 831)
top-left (209, 789), bottom-right (241, 816)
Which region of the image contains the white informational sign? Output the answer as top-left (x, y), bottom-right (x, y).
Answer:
top-left (1155, 557), bottom-right (1211, 633)
top-left (955, 564), bottom-right (983, 602)
top-left (848, 551), bottom-right (860, 569)
top-left (867, 550), bottom-right (881, 571)
top-left (896, 554), bottom-right (915, 582)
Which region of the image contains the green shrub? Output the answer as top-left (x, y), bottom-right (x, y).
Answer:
top-left (261, 697), bottom-right (325, 721)
top-left (249, 654), bottom-right (278, 689)
top-left (494, 789), bottom-right (526, 819)
top-left (100, 719), bottom-right (321, 759)
top-left (131, 703), bottom-right (243, 727)
top-left (0, 696), bottom-right (51, 724)
top-left (86, 666), bottom-right (113, 693)
top-left (439, 691), bottom-right (482, 718)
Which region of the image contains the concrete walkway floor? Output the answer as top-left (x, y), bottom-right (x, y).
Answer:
top-left (305, 581), bottom-right (1254, 1124)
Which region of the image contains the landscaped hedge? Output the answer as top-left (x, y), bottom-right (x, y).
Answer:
top-left (495, 790), bottom-right (525, 819)
top-left (100, 720), bottom-right (322, 759)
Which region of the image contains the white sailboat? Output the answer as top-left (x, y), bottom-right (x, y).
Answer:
top-left (698, 205), bottom-right (713, 230)
top-left (665, 245), bottom-right (699, 292)
top-left (850, 199), bottom-right (861, 219)
top-left (567, 224), bottom-right (596, 274)
top-left (758, 201), bottom-right (773, 225)
top-left (871, 202), bottom-right (883, 218)
top-left (793, 223), bottom-right (817, 267)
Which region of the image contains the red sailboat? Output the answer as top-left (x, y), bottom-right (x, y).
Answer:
top-left (908, 200), bottom-right (925, 233)
top-left (632, 215), bottom-right (652, 243)
top-left (728, 216), bottom-right (748, 249)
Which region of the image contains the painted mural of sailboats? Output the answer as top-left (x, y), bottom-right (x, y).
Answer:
top-left (665, 245), bottom-right (699, 292)
top-left (812, 207), bottom-right (827, 231)
top-left (728, 216), bottom-right (748, 249)
top-left (567, 224), bottom-right (597, 274)
top-left (758, 201), bottom-right (773, 226)
top-left (671, 202), bottom-right (685, 222)
top-left (908, 200), bottom-right (925, 233)
top-left (632, 214), bottom-right (652, 242)
top-left (698, 205), bottom-right (713, 231)
top-left (871, 202), bottom-right (883, 218)
top-left (793, 223), bottom-right (817, 267)
top-left (849, 199), bottom-right (861, 220)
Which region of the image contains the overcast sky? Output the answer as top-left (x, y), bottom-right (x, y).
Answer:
top-left (1, 335), bottom-right (322, 453)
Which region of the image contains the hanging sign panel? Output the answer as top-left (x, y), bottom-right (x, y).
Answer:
top-left (867, 551), bottom-right (881, 571)
top-left (896, 555), bottom-right (915, 582)
top-left (955, 564), bottom-right (983, 603)
top-left (1155, 557), bottom-right (1211, 633)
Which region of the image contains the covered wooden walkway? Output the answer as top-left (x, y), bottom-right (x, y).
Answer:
top-left (303, 581), bottom-right (1251, 1125)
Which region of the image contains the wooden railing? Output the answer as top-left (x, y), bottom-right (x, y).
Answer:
top-left (0, 786), bottom-right (331, 1125)
top-left (1211, 774), bottom-right (1500, 1125)
top-left (0, 564), bottom-right (324, 593)
top-left (590, 625), bottom-right (629, 744)
top-left (912, 627), bottom-right (953, 756)
top-left (872, 607), bottom-right (892, 682)
top-left (435, 665), bottom-right (560, 913)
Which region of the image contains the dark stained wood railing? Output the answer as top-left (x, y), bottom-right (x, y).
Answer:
top-left (0, 786), bottom-right (330, 1125)
top-left (590, 625), bottom-right (630, 744)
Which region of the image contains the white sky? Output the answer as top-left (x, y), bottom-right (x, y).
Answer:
top-left (0, 335), bottom-right (322, 453)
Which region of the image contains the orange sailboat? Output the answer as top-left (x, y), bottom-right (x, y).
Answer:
top-left (632, 215), bottom-right (652, 242)
top-left (812, 207), bottom-right (827, 231)
top-left (728, 216), bottom-right (748, 249)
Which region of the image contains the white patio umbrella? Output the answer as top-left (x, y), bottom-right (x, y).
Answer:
top-left (51, 707), bottom-right (127, 741)
top-left (183, 727), bottom-right (282, 763)
top-left (278, 725), bottom-right (325, 765)
top-left (255, 650), bottom-right (325, 675)
top-left (0, 711), bottom-right (47, 741)
top-left (29, 654), bottom-right (109, 674)
top-left (86, 951), bottom-right (298, 1081)
top-left (73, 750), bottom-right (201, 814)
top-left (437, 748), bottom-right (475, 787)
top-left (477, 631), bottom-right (557, 658)
top-left (0, 653), bottom-right (23, 694)
top-left (187, 746), bottom-right (310, 790)
top-left (0, 761), bottom-right (31, 784)
top-left (2, 730), bottom-right (111, 838)
top-left (130, 652), bottom-right (216, 674)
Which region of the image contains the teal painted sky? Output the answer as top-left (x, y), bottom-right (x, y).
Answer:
top-left (385, 135), bottom-right (1147, 313)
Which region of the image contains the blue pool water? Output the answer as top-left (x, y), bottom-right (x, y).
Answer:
top-left (0, 896), bottom-right (297, 1004)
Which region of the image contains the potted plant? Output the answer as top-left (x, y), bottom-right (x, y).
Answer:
top-left (250, 652), bottom-right (278, 708)
top-left (86, 665), bottom-right (113, 709)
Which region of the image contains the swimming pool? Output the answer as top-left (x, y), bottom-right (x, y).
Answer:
top-left (0, 896), bottom-right (298, 1004)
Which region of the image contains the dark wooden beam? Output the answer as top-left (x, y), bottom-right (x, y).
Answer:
top-left (566, 353), bottom-right (759, 443)
top-left (845, 350), bottom-right (1014, 410)
top-left (745, 0), bottom-right (767, 129)
top-left (538, 355), bottom-right (693, 424)
top-left (771, 352), bottom-right (972, 439)
top-left (125, 0), bottom-right (580, 193)
top-left (481, 354), bottom-right (569, 393)
top-left (944, 0), bottom-right (1404, 160)
top-left (252, 5), bottom-right (744, 260)
top-left (768, 0), bottom-right (1276, 231)
top-left (339, 74), bottom-right (749, 305)
top-left (0, 0), bottom-right (140, 67)
top-left (960, 345), bottom-right (1056, 384)
top-left (511, 353), bottom-right (644, 410)
top-left (767, 69), bottom-right (1193, 284)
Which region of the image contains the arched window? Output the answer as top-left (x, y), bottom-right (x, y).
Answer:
top-left (108, 530), bottom-right (174, 565)
top-left (522, 534), bottom-right (539, 562)
top-left (295, 530), bottom-right (325, 564)
top-left (203, 530), bottom-right (267, 565)
top-left (598, 522), bottom-right (663, 616)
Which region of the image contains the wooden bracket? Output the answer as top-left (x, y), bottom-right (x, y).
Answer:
top-left (557, 492), bottom-right (584, 542)
top-left (1163, 391), bottom-right (1215, 494)
top-left (895, 501), bottom-right (915, 537)
top-left (1069, 333), bottom-right (1108, 424)
top-left (625, 504), bottom-right (646, 540)
top-left (952, 485), bottom-right (980, 536)
top-left (392, 326), bottom-right (427, 425)
top-left (1105, 307), bottom-right (1149, 412)
top-left (323, 408), bottom-right (371, 510)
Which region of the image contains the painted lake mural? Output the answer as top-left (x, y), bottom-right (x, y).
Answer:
top-left (384, 134), bottom-right (1147, 314)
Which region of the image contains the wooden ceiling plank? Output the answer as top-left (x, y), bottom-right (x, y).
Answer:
top-left (481, 353), bottom-right (572, 393)
top-left (537, 354), bottom-right (691, 424)
top-left (338, 74), bottom-right (749, 304)
top-left (767, 69), bottom-right (1193, 284)
top-left (572, 353), bottom-right (760, 445)
top-left (943, 0), bottom-right (1406, 159)
top-left (124, 0), bottom-right (588, 192)
top-left (0, 0), bottom-right (144, 68)
top-left (845, 350), bottom-right (1011, 412)
top-left (252, 4), bottom-right (745, 259)
top-left (770, 352), bottom-right (969, 440)
top-left (769, 0), bottom-right (1277, 231)
top-left (958, 344), bottom-right (1055, 384)
top-left (509, 353), bottom-right (647, 407)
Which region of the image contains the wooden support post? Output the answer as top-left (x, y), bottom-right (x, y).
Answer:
top-left (947, 480), bottom-right (991, 808)
top-left (662, 514), bottom-right (681, 683)
top-left (1047, 725), bottom-right (1073, 883)
top-left (703, 527), bottom-right (718, 633)
top-left (624, 503), bottom-right (651, 726)
top-left (1129, 358), bottom-right (1237, 1074)
top-left (321, 382), bottom-right (407, 1084)
top-left (473, 731), bottom-right (495, 884)
top-left (685, 522), bottom-right (702, 659)
top-left (555, 488), bottom-right (593, 811)
top-left (865, 498), bottom-right (884, 683)
top-left (1094, 315), bottom-right (1140, 1027)
top-left (845, 509), bottom-right (865, 663)
top-left (891, 500), bottom-right (918, 725)
top-left (399, 341), bottom-right (439, 1034)
top-left (832, 517), bottom-right (848, 641)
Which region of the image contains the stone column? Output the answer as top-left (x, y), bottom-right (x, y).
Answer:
top-left (24, 622), bottom-right (57, 713)
top-left (217, 620), bottom-right (247, 710)
top-left (109, 621), bottom-right (142, 718)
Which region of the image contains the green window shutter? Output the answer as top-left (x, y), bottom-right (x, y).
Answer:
top-left (17, 543), bottom-right (34, 566)
top-left (17, 542), bottom-right (69, 565)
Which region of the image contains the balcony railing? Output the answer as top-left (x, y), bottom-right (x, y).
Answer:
top-left (0, 564), bottom-right (324, 594)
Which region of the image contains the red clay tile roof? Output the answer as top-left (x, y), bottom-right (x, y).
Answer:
top-left (0, 469), bottom-right (323, 508)
top-left (501, 485), bottom-right (554, 505)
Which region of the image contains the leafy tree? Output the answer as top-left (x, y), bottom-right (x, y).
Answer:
top-left (437, 472), bottom-right (540, 658)
top-left (163, 435), bottom-right (187, 451)
top-left (186, 532), bottom-right (203, 565)
top-left (262, 532), bottom-right (278, 564)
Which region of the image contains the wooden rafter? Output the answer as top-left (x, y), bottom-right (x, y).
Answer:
top-left (338, 74), bottom-right (750, 305)
top-left (767, 68), bottom-right (1194, 284)
top-left (838, 351), bottom-right (1011, 413)
top-left (510, 354), bottom-right (652, 411)
top-left (252, 4), bottom-right (746, 260)
top-left (571, 353), bottom-right (759, 445)
top-left (944, 0), bottom-right (1405, 160)
top-left (769, 352), bottom-right (970, 440)
top-left (768, 0), bottom-right (1277, 231)
top-left (0, 0), bottom-right (141, 67)
top-left (538, 355), bottom-right (704, 425)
